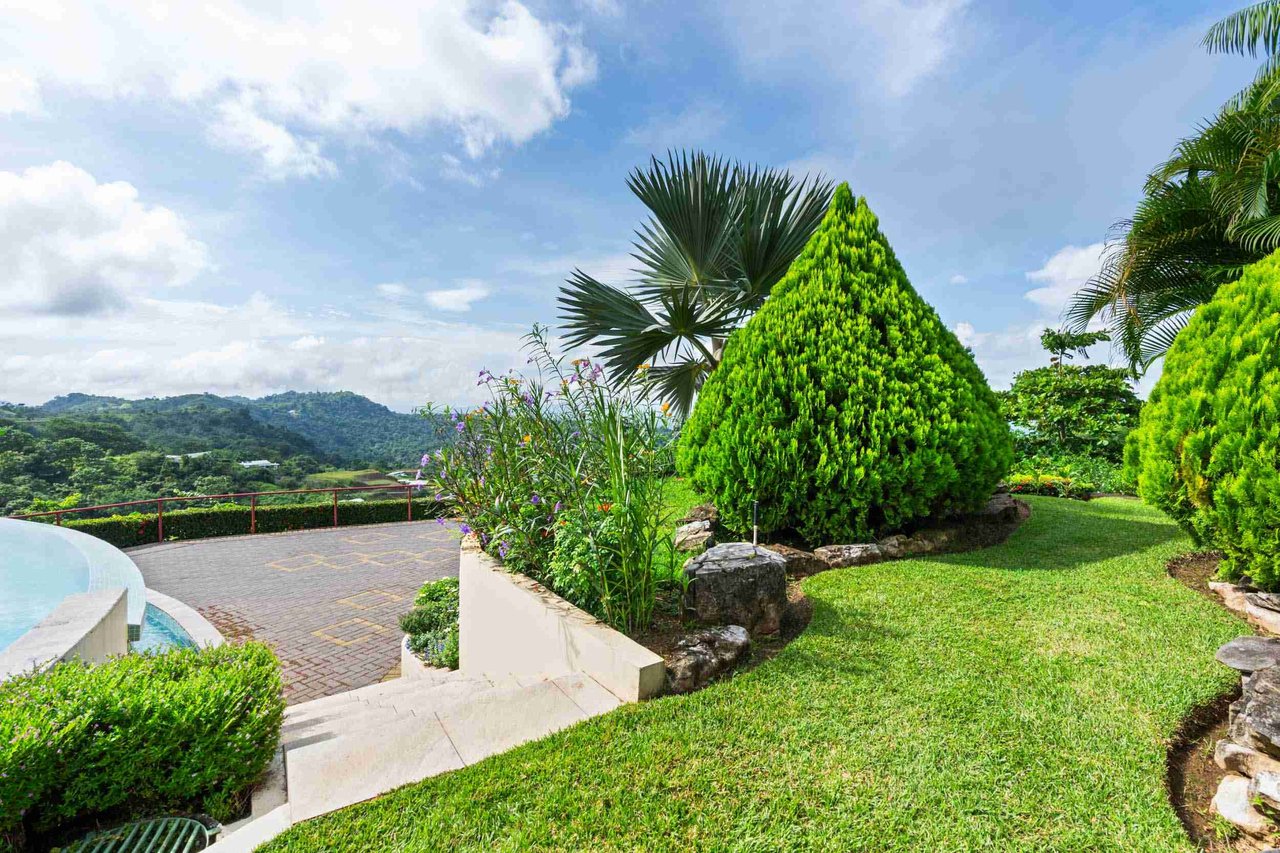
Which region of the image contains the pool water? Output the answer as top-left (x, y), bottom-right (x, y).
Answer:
top-left (131, 604), bottom-right (196, 654)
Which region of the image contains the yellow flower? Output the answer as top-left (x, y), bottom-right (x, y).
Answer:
top-left (522, 434), bottom-right (532, 444)
top-left (660, 401), bottom-right (671, 417)
top-left (637, 363), bottom-right (652, 371)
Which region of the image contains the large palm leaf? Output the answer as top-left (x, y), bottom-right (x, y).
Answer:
top-left (559, 150), bottom-right (833, 416)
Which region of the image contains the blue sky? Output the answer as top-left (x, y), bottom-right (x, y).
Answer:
top-left (0, 0), bottom-right (1256, 410)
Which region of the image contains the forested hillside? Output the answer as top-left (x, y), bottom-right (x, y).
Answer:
top-left (0, 391), bottom-right (446, 515)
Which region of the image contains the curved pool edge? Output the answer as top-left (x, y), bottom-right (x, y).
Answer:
top-left (145, 588), bottom-right (225, 649)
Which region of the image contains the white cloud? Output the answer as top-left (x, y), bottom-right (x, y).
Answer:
top-left (505, 250), bottom-right (636, 283)
top-left (719, 0), bottom-right (969, 98)
top-left (0, 289), bottom-right (531, 411)
top-left (424, 281), bottom-right (490, 312)
top-left (948, 273), bottom-right (968, 285)
top-left (0, 161), bottom-right (210, 316)
top-left (439, 153), bottom-right (501, 187)
top-left (0, 69), bottom-right (40, 115)
top-left (2, 1), bottom-right (596, 178)
top-left (376, 283), bottom-right (412, 301)
top-left (624, 100), bottom-right (729, 150)
top-left (1024, 242), bottom-right (1106, 315)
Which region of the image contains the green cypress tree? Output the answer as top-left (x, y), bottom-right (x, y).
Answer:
top-left (677, 184), bottom-right (1012, 544)
top-left (1126, 250), bottom-right (1280, 588)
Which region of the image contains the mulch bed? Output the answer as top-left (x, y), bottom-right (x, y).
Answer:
top-left (1164, 549), bottom-right (1240, 852)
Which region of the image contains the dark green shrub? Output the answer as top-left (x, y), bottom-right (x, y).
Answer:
top-left (400, 578), bottom-right (459, 669)
top-left (0, 643), bottom-right (283, 847)
top-left (678, 184), bottom-right (1012, 544)
top-left (1127, 251), bottom-right (1280, 588)
top-left (59, 497), bottom-right (445, 548)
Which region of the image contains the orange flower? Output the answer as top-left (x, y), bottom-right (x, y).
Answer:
top-left (598, 502), bottom-right (613, 512)
top-left (660, 401), bottom-right (671, 417)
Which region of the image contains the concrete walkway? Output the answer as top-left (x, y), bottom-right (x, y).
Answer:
top-left (128, 521), bottom-right (459, 703)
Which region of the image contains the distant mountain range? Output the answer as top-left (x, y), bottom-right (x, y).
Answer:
top-left (17, 391), bottom-right (444, 468)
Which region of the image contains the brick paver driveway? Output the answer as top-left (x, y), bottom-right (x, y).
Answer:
top-left (128, 521), bottom-right (459, 704)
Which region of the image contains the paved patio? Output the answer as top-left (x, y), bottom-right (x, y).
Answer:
top-left (128, 521), bottom-right (459, 704)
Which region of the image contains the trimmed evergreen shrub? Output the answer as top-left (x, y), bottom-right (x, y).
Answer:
top-left (678, 184), bottom-right (1012, 544)
top-left (399, 578), bottom-right (460, 669)
top-left (0, 643), bottom-right (283, 848)
top-left (1126, 251), bottom-right (1280, 589)
top-left (58, 497), bottom-right (445, 549)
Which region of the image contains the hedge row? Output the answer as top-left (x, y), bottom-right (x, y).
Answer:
top-left (1004, 474), bottom-right (1094, 501)
top-left (0, 643), bottom-right (284, 850)
top-left (60, 497), bottom-right (447, 549)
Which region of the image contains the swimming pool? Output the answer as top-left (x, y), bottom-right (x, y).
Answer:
top-left (131, 603), bottom-right (196, 654)
top-left (0, 518), bottom-right (146, 650)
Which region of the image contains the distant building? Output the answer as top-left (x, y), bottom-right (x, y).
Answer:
top-left (239, 459), bottom-right (279, 469)
top-left (164, 452), bottom-right (210, 462)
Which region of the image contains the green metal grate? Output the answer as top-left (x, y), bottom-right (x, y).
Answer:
top-left (60, 817), bottom-right (214, 853)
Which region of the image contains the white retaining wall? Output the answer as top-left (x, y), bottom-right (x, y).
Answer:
top-left (458, 538), bottom-right (665, 702)
top-left (0, 588), bottom-right (128, 680)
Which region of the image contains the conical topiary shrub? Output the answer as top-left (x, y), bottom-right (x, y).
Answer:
top-left (677, 184), bottom-right (1012, 545)
top-left (1125, 250), bottom-right (1280, 589)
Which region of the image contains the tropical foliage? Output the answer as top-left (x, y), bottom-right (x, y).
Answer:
top-left (1067, 1), bottom-right (1280, 367)
top-left (1126, 250), bottom-right (1280, 588)
top-left (422, 327), bottom-right (675, 633)
top-left (678, 184), bottom-right (1011, 544)
top-left (558, 150), bottom-right (833, 416)
top-left (400, 578), bottom-right (460, 670)
top-left (0, 643), bottom-right (283, 850)
top-left (998, 329), bottom-right (1141, 463)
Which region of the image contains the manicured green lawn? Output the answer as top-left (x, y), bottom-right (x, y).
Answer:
top-left (264, 497), bottom-right (1243, 852)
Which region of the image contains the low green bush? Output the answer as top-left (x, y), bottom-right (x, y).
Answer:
top-left (1008, 452), bottom-right (1133, 495)
top-left (57, 497), bottom-right (445, 548)
top-left (399, 578), bottom-right (459, 670)
top-left (1127, 251), bottom-right (1280, 589)
top-left (0, 643), bottom-right (284, 849)
top-left (1005, 474), bottom-right (1094, 500)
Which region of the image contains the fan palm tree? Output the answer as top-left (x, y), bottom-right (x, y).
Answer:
top-left (1068, 1), bottom-right (1280, 368)
top-left (558, 151), bottom-right (833, 417)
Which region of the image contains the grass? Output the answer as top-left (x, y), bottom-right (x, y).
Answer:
top-left (263, 497), bottom-right (1243, 852)
top-left (303, 469), bottom-right (399, 489)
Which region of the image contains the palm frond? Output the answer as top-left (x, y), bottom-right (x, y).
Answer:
top-left (1204, 0), bottom-right (1280, 57)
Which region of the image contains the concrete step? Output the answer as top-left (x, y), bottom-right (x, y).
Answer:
top-left (286, 672), bottom-right (491, 721)
top-left (284, 673), bottom-right (622, 822)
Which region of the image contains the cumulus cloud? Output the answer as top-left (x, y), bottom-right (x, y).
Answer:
top-left (0, 161), bottom-right (210, 316)
top-left (949, 273), bottom-right (968, 285)
top-left (719, 0), bottom-right (968, 98)
top-left (1024, 243), bottom-right (1106, 315)
top-left (425, 281), bottom-right (490, 312)
top-left (2, 1), bottom-right (596, 179)
top-left (0, 69), bottom-right (40, 115)
top-left (0, 290), bottom-right (531, 410)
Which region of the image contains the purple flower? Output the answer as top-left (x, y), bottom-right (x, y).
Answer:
top-left (460, 523), bottom-right (472, 535)
top-left (455, 422), bottom-right (465, 432)
top-left (436, 517), bottom-right (446, 526)
top-left (499, 541), bottom-right (509, 558)
top-left (530, 494), bottom-right (542, 505)
top-left (434, 492), bottom-right (443, 501)
top-left (553, 501), bottom-right (562, 513)
top-left (570, 430), bottom-right (580, 439)
top-left (420, 454), bottom-right (431, 467)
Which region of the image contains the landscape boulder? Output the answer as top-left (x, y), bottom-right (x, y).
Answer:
top-left (972, 493), bottom-right (1026, 525)
top-left (764, 544), bottom-right (826, 577)
top-left (878, 534), bottom-right (911, 559)
top-left (680, 504), bottom-right (719, 525)
top-left (1231, 667), bottom-right (1280, 759)
top-left (684, 543), bottom-right (787, 635)
top-left (1213, 774), bottom-right (1275, 839)
top-left (1219, 637), bottom-right (1280, 674)
top-left (1218, 741), bottom-right (1280, 779)
top-left (664, 625), bottom-right (751, 695)
top-left (674, 520), bottom-right (714, 552)
top-left (814, 543), bottom-right (883, 569)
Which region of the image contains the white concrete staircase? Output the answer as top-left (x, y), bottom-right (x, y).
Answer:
top-left (210, 670), bottom-right (621, 851)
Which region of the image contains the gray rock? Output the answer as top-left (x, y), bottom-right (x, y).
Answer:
top-left (1214, 773), bottom-right (1275, 838)
top-left (1252, 770), bottom-right (1280, 813)
top-left (1217, 740), bottom-right (1280, 778)
top-left (684, 543), bottom-right (787, 635)
top-left (674, 520), bottom-right (714, 552)
top-left (1250, 592), bottom-right (1280, 615)
top-left (813, 543), bottom-right (884, 569)
top-left (972, 493), bottom-right (1025, 525)
top-left (1233, 667), bottom-right (1280, 759)
top-left (764, 544), bottom-right (826, 576)
top-left (680, 503), bottom-right (718, 525)
top-left (1248, 598), bottom-right (1280, 636)
top-left (664, 625), bottom-right (751, 695)
top-left (1219, 637), bottom-right (1280, 674)
top-left (878, 534), bottom-right (911, 559)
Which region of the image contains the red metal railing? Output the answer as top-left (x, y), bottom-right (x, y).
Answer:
top-left (10, 484), bottom-right (427, 542)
